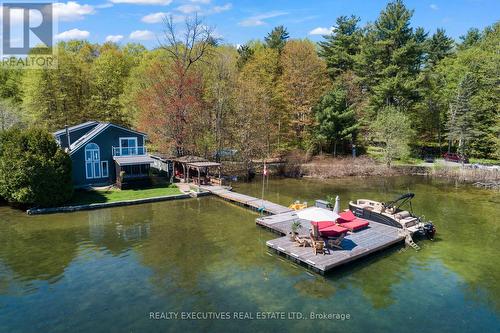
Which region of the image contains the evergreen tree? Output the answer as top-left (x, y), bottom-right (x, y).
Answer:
top-left (319, 15), bottom-right (362, 79)
top-left (357, 0), bottom-right (426, 113)
top-left (458, 28), bottom-right (482, 50)
top-left (426, 28), bottom-right (454, 67)
top-left (446, 73), bottom-right (477, 158)
top-left (314, 88), bottom-right (358, 156)
top-left (237, 44), bottom-right (254, 69)
top-left (264, 25), bottom-right (289, 51)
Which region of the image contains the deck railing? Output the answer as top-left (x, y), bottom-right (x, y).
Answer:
top-left (112, 146), bottom-right (147, 156)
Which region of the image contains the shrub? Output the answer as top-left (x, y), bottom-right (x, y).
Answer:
top-left (0, 127), bottom-right (73, 207)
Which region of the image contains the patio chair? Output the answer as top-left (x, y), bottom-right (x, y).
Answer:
top-left (293, 235), bottom-right (310, 247)
top-left (310, 224), bottom-right (326, 255)
top-left (326, 233), bottom-right (346, 250)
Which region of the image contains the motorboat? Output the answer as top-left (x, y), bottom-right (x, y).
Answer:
top-left (349, 193), bottom-right (436, 239)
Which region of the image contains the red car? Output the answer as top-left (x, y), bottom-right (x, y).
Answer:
top-left (443, 152), bottom-right (469, 164)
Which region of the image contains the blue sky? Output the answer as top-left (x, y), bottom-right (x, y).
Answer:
top-left (53, 0), bottom-right (500, 47)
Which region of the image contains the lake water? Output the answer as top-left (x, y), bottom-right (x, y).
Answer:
top-left (0, 176), bottom-right (498, 333)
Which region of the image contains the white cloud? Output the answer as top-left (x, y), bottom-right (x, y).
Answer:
top-left (190, 0), bottom-right (211, 3)
top-left (430, 4), bottom-right (439, 10)
top-left (55, 28), bottom-right (90, 40)
top-left (209, 3), bottom-right (232, 14)
top-left (105, 34), bottom-right (124, 42)
top-left (53, 2), bottom-right (95, 21)
top-left (129, 30), bottom-right (155, 40)
top-left (110, 0), bottom-right (172, 5)
top-left (239, 11), bottom-right (288, 27)
top-left (309, 27), bottom-right (334, 35)
top-left (176, 4), bottom-right (201, 14)
top-left (142, 12), bottom-right (167, 23)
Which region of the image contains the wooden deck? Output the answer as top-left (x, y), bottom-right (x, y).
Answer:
top-left (201, 184), bottom-right (406, 274)
top-left (259, 213), bottom-right (404, 273)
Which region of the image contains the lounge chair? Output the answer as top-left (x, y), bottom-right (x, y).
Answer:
top-left (337, 210), bottom-right (370, 232)
top-left (325, 234), bottom-right (345, 250)
top-left (311, 221), bottom-right (349, 237)
top-left (293, 235), bottom-right (310, 247)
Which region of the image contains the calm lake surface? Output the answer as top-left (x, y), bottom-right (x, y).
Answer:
top-left (0, 176), bottom-right (499, 333)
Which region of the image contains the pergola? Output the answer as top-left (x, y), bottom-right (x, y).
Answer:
top-left (186, 161), bottom-right (222, 186)
top-left (170, 155), bottom-right (222, 186)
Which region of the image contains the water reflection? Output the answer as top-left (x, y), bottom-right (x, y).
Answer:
top-left (0, 176), bottom-right (498, 333)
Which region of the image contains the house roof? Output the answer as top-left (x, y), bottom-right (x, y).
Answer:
top-left (113, 155), bottom-right (155, 166)
top-left (187, 161), bottom-right (221, 168)
top-left (53, 121), bottom-right (99, 137)
top-left (68, 122), bottom-right (147, 156)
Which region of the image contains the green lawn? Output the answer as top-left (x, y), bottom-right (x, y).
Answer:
top-left (70, 185), bottom-right (183, 205)
top-left (469, 158), bottom-right (500, 165)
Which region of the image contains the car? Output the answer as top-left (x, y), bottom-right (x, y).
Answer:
top-left (443, 152), bottom-right (469, 164)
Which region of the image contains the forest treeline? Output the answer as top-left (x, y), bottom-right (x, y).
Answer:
top-left (0, 0), bottom-right (498, 164)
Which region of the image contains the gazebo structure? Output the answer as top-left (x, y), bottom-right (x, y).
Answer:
top-left (170, 155), bottom-right (222, 186)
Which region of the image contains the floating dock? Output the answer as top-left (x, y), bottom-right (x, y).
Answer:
top-left (201, 185), bottom-right (406, 274)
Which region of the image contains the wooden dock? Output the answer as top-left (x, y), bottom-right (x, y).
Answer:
top-left (258, 212), bottom-right (404, 273)
top-left (200, 185), bottom-right (292, 215)
top-left (201, 184), bottom-right (406, 274)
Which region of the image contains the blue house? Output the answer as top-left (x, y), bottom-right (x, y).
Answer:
top-left (54, 121), bottom-right (155, 188)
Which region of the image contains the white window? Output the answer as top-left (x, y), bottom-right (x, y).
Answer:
top-left (119, 137), bottom-right (138, 156)
top-left (101, 161), bottom-right (109, 178)
top-left (85, 143), bottom-right (100, 179)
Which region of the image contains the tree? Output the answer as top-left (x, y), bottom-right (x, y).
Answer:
top-left (22, 44), bottom-right (92, 130)
top-left (280, 40), bottom-right (330, 148)
top-left (89, 47), bottom-right (132, 125)
top-left (239, 47), bottom-right (283, 155)
top-left (204, 47), bottom-right (238, 161)
top-left (370, 106), bottom-right (414, 167)
top-left (0, 127), bottom-right (73, 207)
top-left (264, 25), bottom-right (289, 51)
top-left (458, 28), bottom-right (482, 50)
top-left (357, 0), bottom-right (426, 114)
top-left (426, 28), bottom-right (454, 67)
top-left (314, 89), bottom-right (358, 156)
top-left (0, 100), bottom-right (20, 131)
top-left (436, 22), bottom-right (499, 158)
top-left (446, 73), bottom-right (477, 158)
top-left (230, 78), bottom-right (267, 178)
top-left (140, 14), bottom-right (214, 156)
top-left (319, 15), bottom-right (362, 79)
top-left (237, 44), bottom-right (254, 69)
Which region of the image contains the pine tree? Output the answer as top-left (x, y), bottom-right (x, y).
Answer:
top-left (237, 44), bottom-right (254, 69)
top-left (426, 28), bottom-right (454, 67)
top-left (264, 26), bottom-right (289, 52)
top-left (447, 73), bottom-right (477, 158)
top-left (319, 15), bottom-right (362, 79)
top-left (314, 88), bottom-right (358, 156)
top-left (357, 0), bottom-right (426, 114)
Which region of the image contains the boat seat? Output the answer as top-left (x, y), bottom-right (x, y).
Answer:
top-left (401, 217), bottom-right (418, 228)
top-left (395, 211), bottom-right (411, 219)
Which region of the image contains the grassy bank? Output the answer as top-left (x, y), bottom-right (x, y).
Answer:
top-left (70, 185), bottom-right (182, 205)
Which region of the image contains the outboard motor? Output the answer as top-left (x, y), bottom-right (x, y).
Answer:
top-left (423, 223), bottom-right (436, 240)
